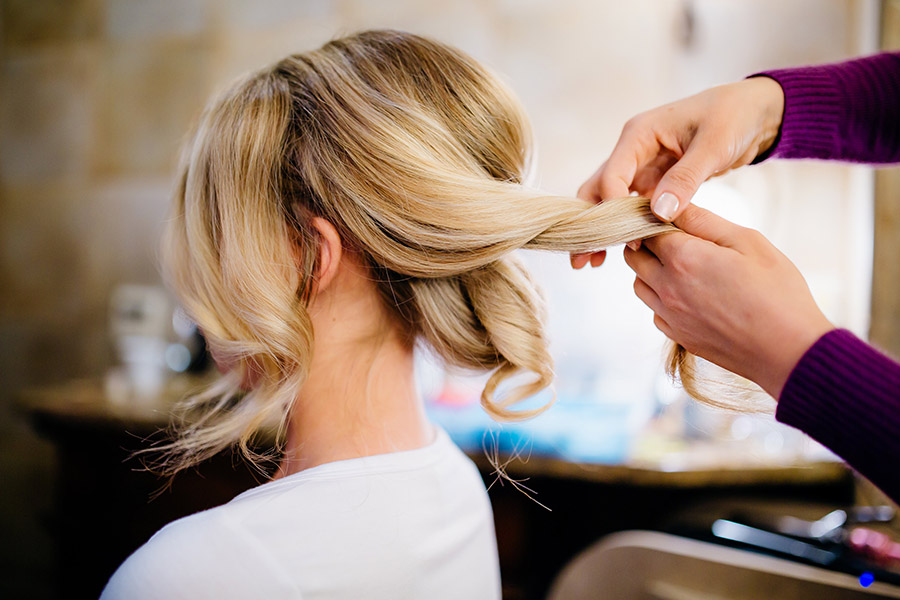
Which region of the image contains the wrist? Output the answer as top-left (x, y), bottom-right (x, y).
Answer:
top-left (745, 76), bottom-right (785, 159)
top-left (761, 318), bottom-right (835, 400)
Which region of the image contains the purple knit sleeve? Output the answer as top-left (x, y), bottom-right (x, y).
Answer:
top-left (750, 52), bottom-right (900, 164)
top-left (776, 329), bottom-right (900, 503)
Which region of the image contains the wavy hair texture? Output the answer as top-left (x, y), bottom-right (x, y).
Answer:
top-left (154, 29), bottom-right (718, 477)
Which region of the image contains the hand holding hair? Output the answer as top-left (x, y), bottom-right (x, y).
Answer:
top-left (623, 204), bottom-right (834, 399)
top-left (571, 77), bottom-right (784, 269)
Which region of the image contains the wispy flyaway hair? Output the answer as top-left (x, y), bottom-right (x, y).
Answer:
top-left (159, 29), bottom-right (706, 475)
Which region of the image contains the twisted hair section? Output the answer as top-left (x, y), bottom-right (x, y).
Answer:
top-left (153, 29), bottom-right (708, 476)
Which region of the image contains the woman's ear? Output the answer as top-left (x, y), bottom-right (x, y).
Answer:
top-left (310, 217), bottom-right (343, 294)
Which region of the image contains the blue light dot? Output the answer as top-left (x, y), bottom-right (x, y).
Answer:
top-left (165, 343), bottom-right (192, 372)
top-left (859, 572), bottom-right (875, 587)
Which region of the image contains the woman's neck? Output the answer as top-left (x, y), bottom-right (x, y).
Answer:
top-left (274, 327), bottom-right (432, 480)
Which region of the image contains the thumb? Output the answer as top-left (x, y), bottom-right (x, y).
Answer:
top-left (652, 136), bottom-right (724, 221)
top-left (672, 204), bottom-right (743, 248)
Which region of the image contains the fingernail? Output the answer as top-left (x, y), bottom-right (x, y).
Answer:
top-left (653, 192), bottom-right (679, 221)
top-left (626, 240), bottom-right (641, 251)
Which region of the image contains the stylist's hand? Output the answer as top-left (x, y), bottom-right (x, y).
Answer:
top-left (571, 77), bottom-right (784, 269)
top-left (623, 205), bottom-right (834, 399)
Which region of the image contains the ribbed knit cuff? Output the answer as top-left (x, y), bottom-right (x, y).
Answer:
top-left (777, 328), bottom-right (900, 434)
top-left (749, 53), bottom-right (900, 165)
top-left (747, 68), bottom-right (844, 163)
top-left (776, 329), bottom-right (900, 501)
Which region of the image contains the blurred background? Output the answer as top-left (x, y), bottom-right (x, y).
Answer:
top-left (2, 1), bottom-right (899, 599)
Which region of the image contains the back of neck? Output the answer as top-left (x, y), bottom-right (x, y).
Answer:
top-left (274, 332), bottom-right (432, 479)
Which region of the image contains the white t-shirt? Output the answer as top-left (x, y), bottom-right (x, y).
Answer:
top-left (101, 427), bottom-right (501, 599)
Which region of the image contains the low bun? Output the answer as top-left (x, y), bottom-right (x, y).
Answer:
top-left (412, 275), bottom-right (499, 368)
top-left (464, 257), bottom-right (554, 420)
top-left (411, 256), bottom-right (554, 421)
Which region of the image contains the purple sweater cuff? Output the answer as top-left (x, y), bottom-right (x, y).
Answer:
top-left (776, 329), bottom-right (900, 503)
top-left (749, 70), bottom-right (843, 162)
top-left (750, 52), bottom-right (900, 164)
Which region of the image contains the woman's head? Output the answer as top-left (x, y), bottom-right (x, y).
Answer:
top-left (161, 30), bottom-right (675, 474)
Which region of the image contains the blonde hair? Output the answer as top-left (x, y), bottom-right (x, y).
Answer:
top-left (157, 29), bottom-right (702, 476)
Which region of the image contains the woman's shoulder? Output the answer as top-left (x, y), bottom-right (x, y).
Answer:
top-left (99, 505), bottom-right (297, 599)
top-left (100, 430), bottom-right (497, 599)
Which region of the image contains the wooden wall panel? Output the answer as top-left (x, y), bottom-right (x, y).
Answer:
top-left (871, 0), bottom-right (900, 357)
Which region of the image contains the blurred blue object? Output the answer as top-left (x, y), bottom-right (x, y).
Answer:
top-left (426, 395), bottom-right (636, 465)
